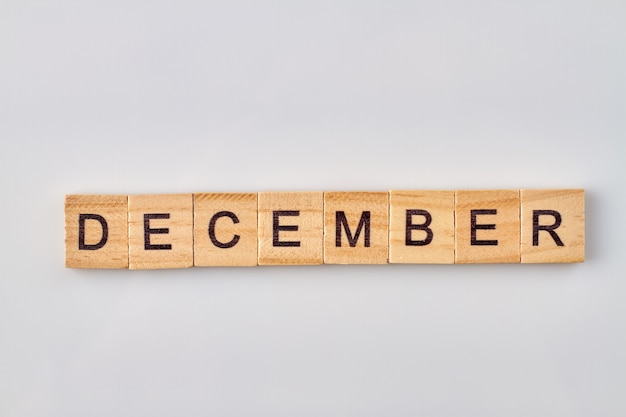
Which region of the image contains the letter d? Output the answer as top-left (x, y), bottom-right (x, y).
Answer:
top-left (78, 214), bottom-right (108, 250)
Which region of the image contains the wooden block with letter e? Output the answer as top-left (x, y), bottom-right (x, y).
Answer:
top-left (194, 193), bottom-right (258, 266)
top-left (389, 190), bottom-right (455, 264)
top-left (128, 194), bottom-right (193, 269)
top-left (324, 192), bottom-right (389, 264)
top-left (65, 194), bottom-right (128, 268)
top-left (258, 192), bottom-right (324, 265)
top-left (521, 189), bottom-right (584, 263)
top-left (455, 190), bottom-right (520, 263)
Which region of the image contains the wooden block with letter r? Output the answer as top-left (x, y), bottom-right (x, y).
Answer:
top-left (194, 193), bottom-right (258, 266)
top-left (521, 189), bottom-right (584, 263)
top-left (455, 190), bottom-right (520, 263)
top-left (389, 190), bottom-right (455, 264)
top-left (65, 194), bottom-right (128, 268)
top-left (128, 194), bottom-right (193, 269)
top-left (324, 192), bottom-right (389, 264)
top-left (258, 192), bottom-right (324, 265)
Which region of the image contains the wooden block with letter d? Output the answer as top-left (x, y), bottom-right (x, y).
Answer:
top-left (389, 190), bottom-right (454, 264)
top-left (128, 194), bottom-right (193, 269)
top-left (324, 192), bottom-right (389, 264)
top-left (521, 189), bottom-right (584, 263)
top-left (258, 192), bottom-right (324, 265)
top-left (65, 194), bottom-right (128, 268)
top-left (194, 193), bottom-right (258, 266)
top-left (455, 190), bottom-right (520, 263)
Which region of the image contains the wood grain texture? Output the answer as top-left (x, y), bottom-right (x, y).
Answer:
top-left (65, 194), bottom-right (128, 268)
top-left (455, 190), bottom-right (520, 263)
top-left (324, 192), bottom-right (389, 264)
top-left (389, 190), bottom-right (454, 264)
top-left (194, 193), bottom-right (258, 266)
top-left (521, 189), bottom-right (584, 263)
top-left (258, 192), bottom-right (323, 265)
top-left (128, 194), bottom-right (193, 269)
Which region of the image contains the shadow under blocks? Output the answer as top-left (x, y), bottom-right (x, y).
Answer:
top-left (64, 189), bottom-right (585, 269)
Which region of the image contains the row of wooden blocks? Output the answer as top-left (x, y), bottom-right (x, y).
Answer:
top-left (65, 190), bottom-right (585, 269)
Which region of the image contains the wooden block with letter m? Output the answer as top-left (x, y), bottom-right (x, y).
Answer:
top-left (324, 192), bottom-right (389, 264)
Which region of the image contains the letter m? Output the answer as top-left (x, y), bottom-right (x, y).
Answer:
top-left (335, 211), bottom-right (370, 247)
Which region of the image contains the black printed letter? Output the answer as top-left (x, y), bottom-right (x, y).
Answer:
top-left (208, 211), bottom-right (240, 249)
top-left (78, 214), bottom-right (108, 250)
top-left (336, 211), bottom-right (370, 247)
top-left (532, 210), bottom-right (564, 246)
top-left (405, 209), bottom-right (433, 246)
top-left (273, 211), bottom-right (301, 247)
top-left (144, 213), bottom-right (172, 250)
top-left (471, 209), bottom-right (498, 246)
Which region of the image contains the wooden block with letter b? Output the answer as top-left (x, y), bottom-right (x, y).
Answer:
top-left (258, 192), bottom-right (324, 265)
top-left (389, 190), bottom-right (455, 264)
top-left (521, 189), bottom-right (584, 263)
top-left (65, 194), bottom-right (128, 268)
top-left (194, 193), bottom-right (258, 266)
top-left (128, 194), bottom-right (193, 269)
top-left (455, 190), bottom-right (520, 263)
top-left (324, 192), bottom-right (389, 264)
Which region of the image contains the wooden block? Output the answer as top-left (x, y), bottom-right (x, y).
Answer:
top-left (521, 189), bottom-right (584, 263)
top-left (258, 192), bottom-right (323, 265)
top-left (389, 190), bottom-right (454, 264)
top-left (128, 194), bottom-right (193, 269)
top-left (324, 192), bottom-right (389, 264)
top-left (65, 194), bottom-right (128, 269)
top-left (455, 190), bottom-right (520, 263)
top-left (193, 193), bottom-right (258, 266)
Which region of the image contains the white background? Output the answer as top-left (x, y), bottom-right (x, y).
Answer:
top-left (1, 1), bottom-right (625, 416)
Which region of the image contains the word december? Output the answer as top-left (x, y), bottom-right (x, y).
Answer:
top-left (64, 190), bottom-right (584, 269)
